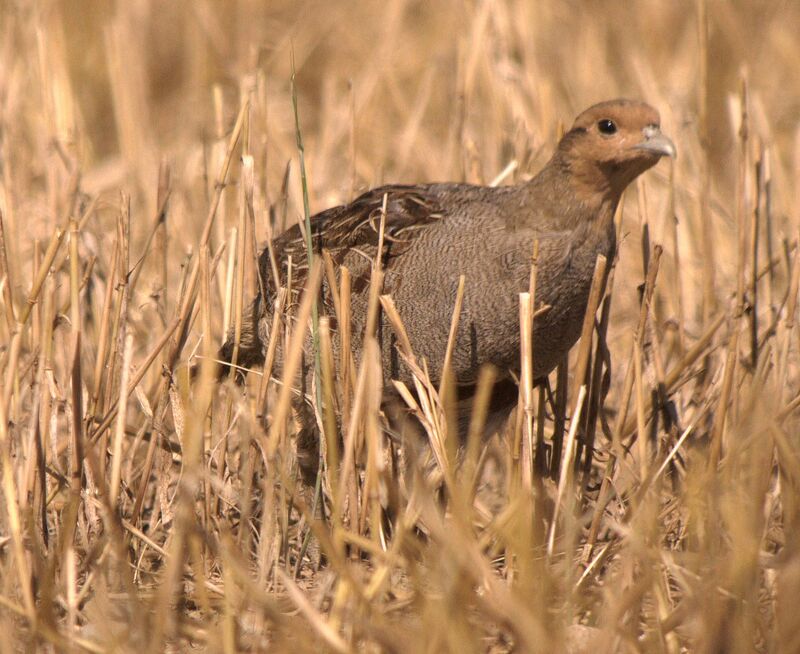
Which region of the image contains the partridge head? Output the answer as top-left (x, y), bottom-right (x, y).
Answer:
top-left (551, 99), bottom-right (676, 212)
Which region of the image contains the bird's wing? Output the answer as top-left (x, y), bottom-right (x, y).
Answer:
top-left (262, 184), bottom-right (445, 289)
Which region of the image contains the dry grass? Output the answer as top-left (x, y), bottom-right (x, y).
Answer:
top-left (1, 1), bottom-right (800, 652)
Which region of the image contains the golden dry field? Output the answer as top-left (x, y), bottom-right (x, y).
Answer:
top-left (1, 1), bottom-right (800, 651)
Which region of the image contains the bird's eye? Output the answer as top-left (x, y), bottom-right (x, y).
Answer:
top-left (597, 119), bottom-right (617, 135)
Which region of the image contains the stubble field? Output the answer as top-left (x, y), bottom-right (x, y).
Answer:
top-left (1, 1), bottom-right (800, 652)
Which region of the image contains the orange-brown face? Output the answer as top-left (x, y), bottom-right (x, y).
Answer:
top-left (560, 99), bottom-right (676, 189)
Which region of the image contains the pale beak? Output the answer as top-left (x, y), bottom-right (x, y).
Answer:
top-left (633, 125), bottom-right (677, 159)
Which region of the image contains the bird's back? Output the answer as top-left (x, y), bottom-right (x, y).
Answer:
top-left (250, 180), bottom-right (613, 388)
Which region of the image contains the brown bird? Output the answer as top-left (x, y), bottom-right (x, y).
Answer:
top-left (219, 99), bottom-right (675, 478)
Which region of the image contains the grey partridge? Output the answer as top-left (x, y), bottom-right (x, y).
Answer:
top-left (219, 99), bottom-right (675, 475)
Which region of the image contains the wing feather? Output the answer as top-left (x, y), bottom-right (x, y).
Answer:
top-left (258, 184), bottom-right (443, 296)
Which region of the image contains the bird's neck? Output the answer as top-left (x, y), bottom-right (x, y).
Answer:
top-left (520, 152), bottom-right (623, 232)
